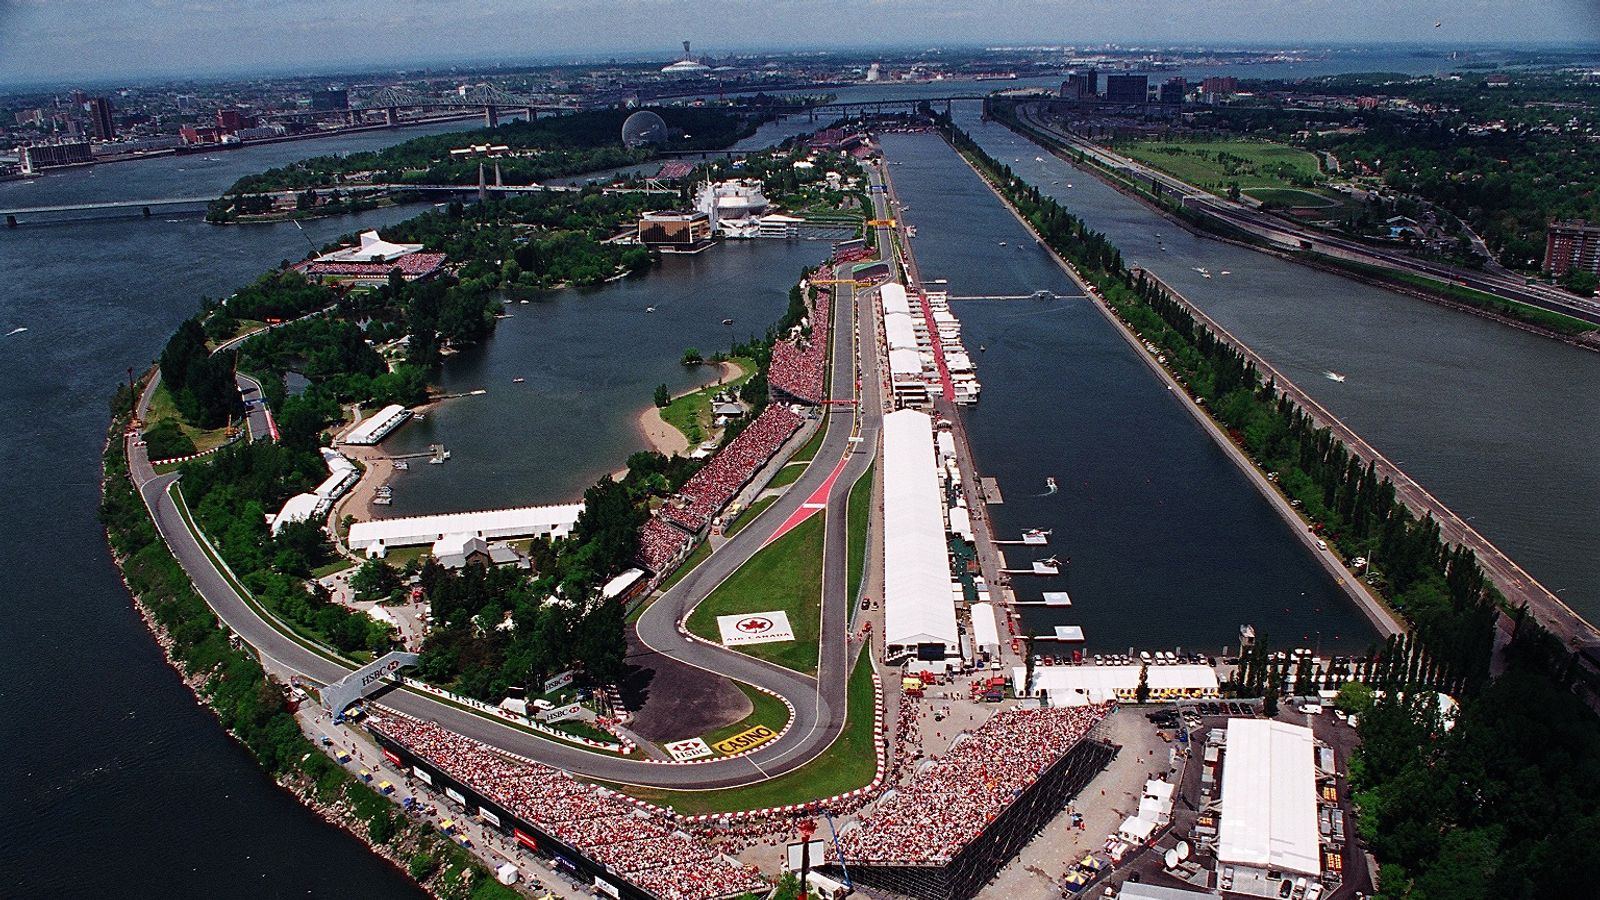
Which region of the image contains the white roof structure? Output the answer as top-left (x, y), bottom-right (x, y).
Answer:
top-left (1013, 663), bottom-right (1220, 705)
top-left (271, 493), bottom-right (323, 533)
top-left (1218, 719), bottom-right (1321, 878)
top-left (602, 568), bottom-right (647, 600)
top-left (317, 230), bottom-right (424, 264)
top-left (1118, 815), bottom-right (1156, 843)
top-left (969, 602), bottom-right (1002, 653)
top-left (349, 503), bottom-right (583, 556)
top-left (884, 313), bottom-right (918, 353)
top-left (342, 404), bottom-right (411, 446)
top-left (889, 347), bottom-right (922, 378)
top-left (880, 282), bottom-right (911, 317)
top-left (947, 505), bottom-right (973, 542)
top-left (882, 409), bottom-right (958, 662)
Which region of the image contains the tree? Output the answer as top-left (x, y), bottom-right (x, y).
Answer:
top-left (351, 558), bottom-right (401, 602)
top-left (1335, 680), bottom-right (1376, 717)
top-left (1135, 662), bottom-right (1151, 704)
top-left (653, 383), bottom-right (671, 408)
top-left (1263, 682), bottom-right (1280, 717)
top-left (680, 347), bottom-right (704, 366)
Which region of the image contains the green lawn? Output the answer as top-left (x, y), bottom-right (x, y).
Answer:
top-left (685, 515), bottom-right (824, 673)
top-left (146, 382), bottom-right (233, 453)
top-left (659, 356), bottom-right (756, 446)
top-left (785, 415), bottom-right (829, 464)
top-left (768, 462), bottom-right (807, 488)
top-left (607, 648), bottom-right (878, 815)
top-left (1117, 138), bottom-right (1325, 195)
top-left (724, 495), bottom-right (777, 539)
top-left (846, 464), bottom-right (874, 604)
top-left (313, 558), bottom-right (358, 578)
top-left (703, 682), bottom-right (792, 749)
top-left (1245, 187), bottom-right (1341, 209)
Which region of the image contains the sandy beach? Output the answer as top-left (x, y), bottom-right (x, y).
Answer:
top-left (634, 360), bottom-right (747, 458)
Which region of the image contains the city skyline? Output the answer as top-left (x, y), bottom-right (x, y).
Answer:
top-left (1, 0), bottom-right (1598, 85)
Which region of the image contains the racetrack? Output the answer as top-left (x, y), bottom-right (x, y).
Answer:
top-left (124, 171), bottom-right (894, 791)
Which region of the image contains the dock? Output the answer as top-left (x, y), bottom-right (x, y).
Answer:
top-left (1000, 557), bottom-right (1063, 576)
top-left (994, 529), bottom-right (1050, 546)
top-left (1035, 625), bottom-right (1086, 642)
top-left (1014, 591), bottom-right (1073, 607)
top-left (979, 477), bottom-right (1004, 504)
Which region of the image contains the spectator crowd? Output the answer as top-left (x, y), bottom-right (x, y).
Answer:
top-left (834, 704), bottom-right (1110, 865)
top-left (769, 287), bottom-right (830, 405)
top-left (368, 712), bottom-right (766, 900)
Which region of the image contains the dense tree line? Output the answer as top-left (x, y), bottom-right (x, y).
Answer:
top-left (943, 116), bottom-right (1599, 900)
top-left (159, 318), bottom-right (241, 429)
top-left (223, 107), bottom-right (765, 195)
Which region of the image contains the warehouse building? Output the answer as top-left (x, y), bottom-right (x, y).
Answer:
top-left (882, 409), bottom-right (959, 664)
top-left (1217, 719), bottom-right (1321, 898)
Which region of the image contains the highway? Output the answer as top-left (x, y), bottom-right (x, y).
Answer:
top-left (1012, 103), bottom-right (1600, 329)
top-left (126, 181), bottom-right (893, 790)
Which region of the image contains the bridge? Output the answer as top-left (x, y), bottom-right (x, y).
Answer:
top-left (1, 196), bottom-right (217, 220)
top-left (276, 84), bottom-right (577, 128)
top-left (725, 95), bottom-right (990, 122)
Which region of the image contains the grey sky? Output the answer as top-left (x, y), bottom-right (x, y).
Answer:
top-left (1, 0), bottom-right (1596, 84)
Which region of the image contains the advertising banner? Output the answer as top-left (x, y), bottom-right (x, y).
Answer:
top-left (445, 786), bottom-right (467, 806)
top-left (664, 737), bottom-right (714, 761)
top-left (514, 828), bottom-right (538, 851)
top-left (413, 767), bottom-right (434, 785)
top-left (381, 748), bottom-right (403, 766)
top-left (543, 669), bottom-right (577, 694)
top-left (716, 611), bottom-right (795, 646)
top-left (712, 724), bottom-right (778, 755)
top-left (479, 808), bottom-right (501, 828)
top-left (538, 702), bottom-right (584, 723)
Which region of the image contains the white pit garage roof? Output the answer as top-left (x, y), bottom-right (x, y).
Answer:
top-left (1014, 663), bottom-right (1219, 705)
top-left (889, 347), bottom-right (923, 378)
top-left (882, 409), bottom-right (958, 660)
top-left (880, 282), bottom-right (911, 317)
top-left (1219, 719), bottom-right (1321, 878)
top-left (884, 312), bottom-right (918, 351)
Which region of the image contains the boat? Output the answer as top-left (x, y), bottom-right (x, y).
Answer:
top-left (1031, 290), bottom-right (1053, 301)
top-left (998, 241), bottom-right (1007, 246)
top-left (979, 344), bottom-right (987, 352)
top-left (512, 377), bottom-right (525, 384)
top-left (1045, 476), bottom-right (1058, 493)
top-left (372, 496), bottom-right (392, 506)
top-left (393, 461), bottom-right (408, 470)
top-left (645, 306), bottom-right (656, 313)
top-left (1220, 270), bottom-right (1231, 276)
top-left (721, 318), bottom-right (734, 326)
top-left (1202, 271), bottom-right (1212, 278)
top-left (5, 327), bottom-right (27, 336)
top-left (1324, 371), bottom-right (1347, 383)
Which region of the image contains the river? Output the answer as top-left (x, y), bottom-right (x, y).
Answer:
top-left (945, 105), bottom-right (1600, 626)
top-left (880, 133), bottom-right (1377, 654)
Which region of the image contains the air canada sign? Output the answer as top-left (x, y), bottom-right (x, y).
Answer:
top-left (715, 610), bottom-right (795, 646)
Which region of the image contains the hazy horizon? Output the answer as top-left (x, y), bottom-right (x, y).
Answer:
top-left (1, 0), bottom-right (1597, 87)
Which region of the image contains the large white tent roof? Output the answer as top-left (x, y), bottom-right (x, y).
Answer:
top-left (881, 409), bottom-right (958, 659)
top-left (1013, 664), bottom-right (1219, 705)
top-left (880, 282), bottom-right (911, 317)
top-left (349, 503), bottom-right (583, 554)
top-left (318, 230), bottom-right (424, 264)
top-left (1218, 719), bottom-right (1321, 878)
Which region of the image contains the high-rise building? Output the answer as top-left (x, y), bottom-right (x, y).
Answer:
top-left (87, 96), bottom-right (115, 140)
top-left (1158, 77), bottom-right (1187, 105)
top-left (1104, 73), bottom-right (1149, 104)
top-left (1200, 76), bottom-right (1239, 96)
top-left (1060, 68), bottom-right (1099, 101)
top-left (1544, 221), bottom-right (1600, 278)
top-left (310, 89), bottom-right (349, 111)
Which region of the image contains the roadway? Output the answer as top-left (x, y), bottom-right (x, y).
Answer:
top-left (126, 197), bottom-right (889, 789)
top-left (1012, 103), bottom-right (1600, 329)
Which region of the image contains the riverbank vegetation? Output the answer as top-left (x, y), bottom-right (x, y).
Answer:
top-left (101, 390), bottom-right (514, 900)
top-left (945, 115), bottom-right (1600, 900)
top-left (219, 108), bottom-right (764, 197)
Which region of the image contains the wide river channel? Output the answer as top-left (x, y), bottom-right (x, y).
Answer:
top-left (2, 50), bottom-right (1593, 892)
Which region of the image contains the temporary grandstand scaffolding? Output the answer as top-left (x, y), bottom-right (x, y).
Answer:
top-left (826, 737), bottom-right (1117, 900)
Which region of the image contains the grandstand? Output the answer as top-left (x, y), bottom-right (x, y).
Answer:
top-left (829, 705), bottom-right (1116, 900)
top-left (367, 712), bottom-right (766, 900)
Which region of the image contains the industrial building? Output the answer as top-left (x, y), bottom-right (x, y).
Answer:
top-left (349, 503), bottom-right (584, 557)
top-left (1217, 719), bottom-right (1322, 898)
top-left (339, 403), bottom-right (413, 446)
top-left (881, 409), bottom-right (960, 664)
top-left (20, 140), bottom-right (93, 174)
